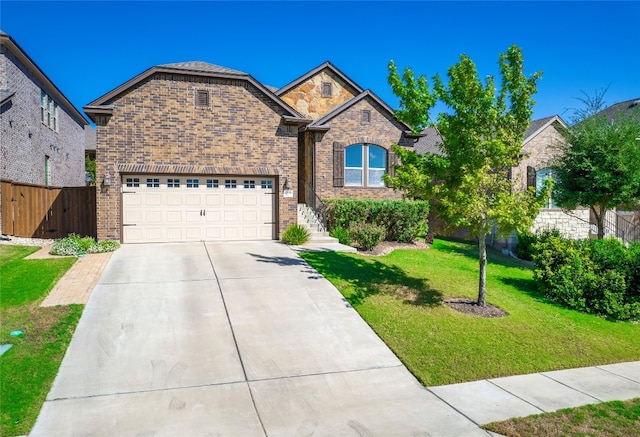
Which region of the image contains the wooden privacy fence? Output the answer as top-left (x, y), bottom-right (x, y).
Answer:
top-left (1, 181), bottom-right (96, 239)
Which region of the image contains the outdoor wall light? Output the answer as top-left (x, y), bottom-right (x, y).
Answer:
top-left (102, 174), bottom-right (111, 186)
top-left (284, 178), bottom-right (292, 190)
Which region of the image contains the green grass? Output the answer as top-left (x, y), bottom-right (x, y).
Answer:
top-left (484, 398), bottom-right (640, 437)
top-left (0, 245), bottom-right (81, 437)
top-left (301, 238), bottom-right (640, 386)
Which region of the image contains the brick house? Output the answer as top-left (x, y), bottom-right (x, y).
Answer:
top-left (84, 61), bottom-right (415, 243)
top-left (0, 30), bottom-right (89, 231)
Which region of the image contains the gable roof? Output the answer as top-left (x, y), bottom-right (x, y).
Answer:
top-left (594, 97), bottom-right (640, 123)
top-left (523, 115), bottom-right (567, 146)
top-left (305, 89), bottom-right (413, 133)
top-left (276, 61), bottom-right (364, 96)
top-left (84, 60), bottom-right (309, 124)
top-left (0, 30), bottom-right (88, 126)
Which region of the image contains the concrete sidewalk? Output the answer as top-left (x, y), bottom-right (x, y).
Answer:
top-left (30, 241), bottom-right (639, 436)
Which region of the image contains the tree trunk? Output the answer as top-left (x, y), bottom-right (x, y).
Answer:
top-left (478, 233), bottom-right (487, 307)
top-left (592, 206), bottom-right (607, 239)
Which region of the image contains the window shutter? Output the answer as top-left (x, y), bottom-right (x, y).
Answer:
top-left (387, 149), bottom-right (397, 178)
top-left (333, 142), bottom-right (345, 187)
top-left (526, 166), bottom-right (536, 189)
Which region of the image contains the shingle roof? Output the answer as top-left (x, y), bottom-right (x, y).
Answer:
top-left (524, 115), bottom-right (556, 139)
top-left (595, 97), bottom-right (640, 122)
top-left (158, 61), bottom-right (246, 76)
top-left (413, 127), bottom-right (443, 155)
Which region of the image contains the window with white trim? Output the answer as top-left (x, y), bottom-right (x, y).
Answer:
top-left (168, 178), bottom-right (180, 188)
top-left (261, 180), bottom-right (273, 189)
top-left (146, 178), bottom-right (159, 188)
top-left (40, 90), bottom-right (59, 132)
top-left (244, 180), bottom-right (256, 189)
top-left (206, 179), bottom-right (219, 188)
top-left (225, 179), bottom-right (237, 188)
top-left (536, 168), bottom-right (557, 208)
top-left (186, 178), bottom-right (199, 188)
top-left (345, 143), bottom-right (387, 187)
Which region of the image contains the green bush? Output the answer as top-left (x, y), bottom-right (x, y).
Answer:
top-left (516, 229), bottom-right (561, 261)
top-left (533, 235), bottom-right (639, 321)
top-left (50, 234), bottom-right (120, 256)
top-left (326, 199), bottom-right (429, 243)
top-left (349, 223), bottom-right (385, 251)
top-left (281, 224), bottom-right (311, 245)
top-left (329, 226), bottom-right (351, 245)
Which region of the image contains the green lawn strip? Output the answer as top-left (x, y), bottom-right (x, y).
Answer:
top-left (301, 239), bottom-right (640, 386)
top-left (0, 245), bottom-right (81, 437)
top-left (483, 398), bottom-right (640, 437)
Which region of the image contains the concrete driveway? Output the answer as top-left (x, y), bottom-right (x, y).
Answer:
top-left (31, 241), bottom-right (487, 436)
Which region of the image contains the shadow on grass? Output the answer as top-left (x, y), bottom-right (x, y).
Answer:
top-left (301, 251), bottom-right (442, 307)
top-left (434, 237), bottom-right (534, 270)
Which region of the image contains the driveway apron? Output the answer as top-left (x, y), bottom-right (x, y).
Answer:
top-left (31, 241), bottom-right (485, 436)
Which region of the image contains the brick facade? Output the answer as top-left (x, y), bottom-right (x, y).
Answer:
top-left (1, 33), bottom-right (87, 233)
top-left (0, 46), bottom-right (86, 187)
top-left (312, 98), bottom-right (408, 201)
top-left (92, 73), bottom-right (298, 241)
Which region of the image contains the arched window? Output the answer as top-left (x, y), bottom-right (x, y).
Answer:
top-left (344, 143), bottom-right (387, 187)
top-left (536, 167), bottom-right (557, 208)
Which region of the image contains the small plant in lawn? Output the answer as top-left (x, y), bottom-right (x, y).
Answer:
top-left (281, 224), bottom-right (311, 245)
top-left (349, 223), bottom-right (385, 251)
top-left (329, 226), bottom-right (351, 245)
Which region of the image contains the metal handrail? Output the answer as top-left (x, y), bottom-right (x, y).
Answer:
top-left (304, 183), bottom-right (328, 231)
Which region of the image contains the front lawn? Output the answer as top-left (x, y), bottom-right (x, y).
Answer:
top-left (484, 398), bottom-right (640, 437)
top-left (301, 238), bottom-right (640, 386)
top-left (0, 245), bottom-right (81, 437)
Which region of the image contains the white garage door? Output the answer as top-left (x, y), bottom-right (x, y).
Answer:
top-left (122, 175), bottom-right (275, 243)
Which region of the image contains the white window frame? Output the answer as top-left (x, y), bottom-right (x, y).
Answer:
top-left (344, 143), bottom-right (387, 187)
top-left (40, 90), bottom-right (59, 132)
top-left (536, 168), bottom-right (557, 209)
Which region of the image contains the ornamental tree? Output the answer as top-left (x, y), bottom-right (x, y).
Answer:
top-left (386, 45), bottom-right (549, 307)
top-left (553, 110), bottom-right (640, 239)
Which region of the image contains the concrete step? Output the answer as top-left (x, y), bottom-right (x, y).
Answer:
top-left (308, 233), bottom-right (338, 244)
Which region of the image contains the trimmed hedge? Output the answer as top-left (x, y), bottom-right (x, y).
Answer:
top-left (326, 199), bottom-right (429, 243)
top-left (515, 229), bottom-right (561, 261)
top-left (533, 235), bottom-right (640, 321)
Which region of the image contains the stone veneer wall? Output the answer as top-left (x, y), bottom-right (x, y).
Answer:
top-left (95, 74), bottom-right (298, 241)
top-left (313, 97), bottom-right (409, 201)
top-left (531, 208), bottom-right (591, 240)
top-left (280, 69), bottom-right (358, 119)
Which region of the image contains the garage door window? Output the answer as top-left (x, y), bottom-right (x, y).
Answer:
top-left (125, 178), bottom-right (140, 187)
top-left (225, 179), bottom-right (237, 188)
top-left (244, 180), bottom-right (256, 189)
top-left (168, 178), bottom-right (180, 188)
top-left (261, 180), bottom-right (273, 189)
top-left (206, 179), bottom-right (219, 188)
top-left (187, 179), bottom-right (199, 188)
top-left (146, 178), bottom-right (159, 188)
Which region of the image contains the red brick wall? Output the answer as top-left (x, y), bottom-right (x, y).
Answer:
top-left (95, 74), bottom-right (298, 241)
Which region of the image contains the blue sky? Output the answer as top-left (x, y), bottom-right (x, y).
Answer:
top-left (2, 1), bottom-right (639, 123)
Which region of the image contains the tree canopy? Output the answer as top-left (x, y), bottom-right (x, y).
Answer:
top-left (386, 45), bottom-right (549, 306)
top-left (553, 109), bottom-right (640, 238)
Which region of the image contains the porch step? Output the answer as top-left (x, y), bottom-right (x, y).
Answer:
top-left (297, 203), bottom-right (327, 233)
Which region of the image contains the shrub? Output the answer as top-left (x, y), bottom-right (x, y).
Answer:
top-left (50, 234), bottom-right (120, 256)
top-left (326, 199), bottom-right (429, 243)
top-left (86, 240), bottom-right (121, 253)
top-left (533, 235), bottom-right (640, 321)
top-left (516, 229), bottom-right (561, 261)
top-left (349, 223), bottom-right (385, 251)
top-left (329, 226), bottom-right (351, 245)
top-left (281, 224), bottom-right (311, 245)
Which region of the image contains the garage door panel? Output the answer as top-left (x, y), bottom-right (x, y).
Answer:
top-left (122, 175), bottom-right (274, 243)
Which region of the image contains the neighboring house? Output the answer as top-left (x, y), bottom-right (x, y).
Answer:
top-left (83, 61), bottom-right (415, 243)
top-left (1, 30), bottom-right (89, 231)
top-left (414, 115), bottom-right (590, 246)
